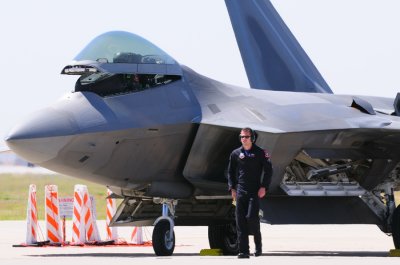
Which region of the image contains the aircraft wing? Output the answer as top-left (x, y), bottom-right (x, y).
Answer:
top-left (181, 68), bottom-right (400, 195)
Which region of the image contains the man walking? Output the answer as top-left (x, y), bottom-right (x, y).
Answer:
top-left (227, 127), bottom-right (273, 258)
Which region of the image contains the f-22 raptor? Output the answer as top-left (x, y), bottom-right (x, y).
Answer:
top-left (5, 0), bottom-right (400, 256)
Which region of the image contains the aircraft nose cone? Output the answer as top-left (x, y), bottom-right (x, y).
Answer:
top-left (6, 107), bottom-right (79, 141)
top-left (5, 107), bottom-right (77, 164)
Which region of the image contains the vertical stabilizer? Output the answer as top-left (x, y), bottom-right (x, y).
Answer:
top-left (225, 0), bottom-right (333, 93)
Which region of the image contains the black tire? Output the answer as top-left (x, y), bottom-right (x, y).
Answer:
top-left (208, 223), bottom-right (238, 255)
top-left (392, 205), bottom-right (400, 249)
top-left (152, 220), bottom-right (175, 256)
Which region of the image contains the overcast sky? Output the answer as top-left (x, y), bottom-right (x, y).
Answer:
top-left (1, 0), bottom-right (400, 149)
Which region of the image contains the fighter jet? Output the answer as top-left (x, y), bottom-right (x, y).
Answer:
top-left (5, 0), bottom-right (400, 256)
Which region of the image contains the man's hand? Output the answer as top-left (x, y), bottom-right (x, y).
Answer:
top-left (258, 187), bottom-right (266, 198)
top-left (231, 189), bottom-right (237, 200)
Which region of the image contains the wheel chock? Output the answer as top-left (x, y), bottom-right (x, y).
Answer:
top-left (389, 249), bottom-right (400, 257)
top-left (199, 249), bottom-right (223, 256)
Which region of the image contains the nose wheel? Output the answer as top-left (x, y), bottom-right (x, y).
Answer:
top-left (152, 220), bottom-right (175, 255)
top-left (152, 199), bottom-right (177, 256)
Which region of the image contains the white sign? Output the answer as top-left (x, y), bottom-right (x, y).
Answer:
top-left (59, 197), bottom-right (73, 218)
top-left (59, 196), bottom-right (96, 219)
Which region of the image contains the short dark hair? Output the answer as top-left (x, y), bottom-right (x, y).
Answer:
top-left (241, 127), bottom-right (253, 135)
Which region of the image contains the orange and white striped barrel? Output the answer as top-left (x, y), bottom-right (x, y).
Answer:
top-left (45, 185), bottom-right (62, 243)
top-left (82, 187), bottom-right (100, 242)
top-left (26, 184), bottom-right (38, 244)
top-left (131, 226), bottom-right (143, 244)
top-left (72, 185), bottom-right (101, 244)
top-left (71, 185), bottom-right (86, 244)
top-left (106, 189), bottom-right (118, 240)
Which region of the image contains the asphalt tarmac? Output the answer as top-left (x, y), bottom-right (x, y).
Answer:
top-left (1, 221), bottom-right (398, 265)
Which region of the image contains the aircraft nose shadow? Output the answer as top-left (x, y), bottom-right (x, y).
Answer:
top-left (26, 252), bottom-right (201, 258)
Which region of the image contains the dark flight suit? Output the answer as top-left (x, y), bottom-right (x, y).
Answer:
top-left (227, 144), bottom-right (273, 255)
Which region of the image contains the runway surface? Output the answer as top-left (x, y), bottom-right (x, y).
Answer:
top-left (1, 221), bottom-right (398, 264)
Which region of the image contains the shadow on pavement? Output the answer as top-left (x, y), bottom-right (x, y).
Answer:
top-left (263, 250), bottom-right (389, 257)
top-left (26, 253), bottom-right (201, 258)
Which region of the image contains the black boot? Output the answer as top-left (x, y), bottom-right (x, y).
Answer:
top-left (254, 245), bottom-right (262, 257)
top-left (238, 253), bottom-right (250, 259)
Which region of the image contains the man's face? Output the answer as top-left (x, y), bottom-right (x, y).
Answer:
top-left (239, 130), bottom-right (252, 145)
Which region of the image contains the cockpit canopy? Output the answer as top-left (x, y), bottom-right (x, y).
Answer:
top-left (61, 31), bottom-right (181, 76)
top-left (63, 31), bottom-right (183, 97)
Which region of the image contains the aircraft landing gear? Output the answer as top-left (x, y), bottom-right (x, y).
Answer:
top-left (152, 199), bottom-right (177, 256)
top-left (392, 205), bottom-right (400, 249)
top-left (208, 222), bottom-right (239, 255)
top-left (382, 186), bottom-right (400, 249)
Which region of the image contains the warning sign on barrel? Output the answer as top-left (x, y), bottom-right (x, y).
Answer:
top-left (59, 196), bottom-right (96, 218)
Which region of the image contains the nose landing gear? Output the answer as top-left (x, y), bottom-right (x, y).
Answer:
top-left (152, 199), bottom-right (177, 256)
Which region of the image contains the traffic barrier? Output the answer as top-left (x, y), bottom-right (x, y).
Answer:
top-left (26, 184), bottom-right (38, 244)
top-left (106, 189), bottom-right (118, 241)
top-left (71, 184), bottom-right (101, 244)
top-left (131, 226), bottom-right (143, 244)
top-left (20, 184), bottom-right (152, 247)
top-left (83, 186), bottom-right (101, 242)
top-left (45, 185), bottom-right (63, 244)
top-left (72, 185), bottom-right (85, 244)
